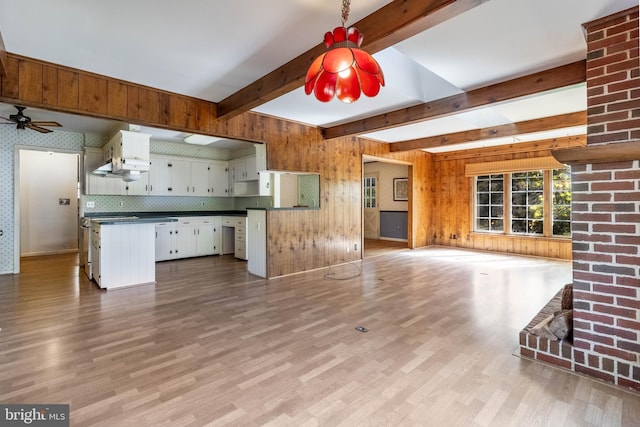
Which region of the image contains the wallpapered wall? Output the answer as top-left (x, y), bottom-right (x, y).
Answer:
top-left (0, 126), bottom-right (267, 274)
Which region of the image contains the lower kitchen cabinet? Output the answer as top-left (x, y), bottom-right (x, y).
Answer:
top-left (223, 216), bottom-right (248, 260)
top-left (247, 209), bottom-right (267, 277)
top-left (155, 221), bottom-right (178, 261)
top-left (155, 217), bottom-right (222, 262)
top-left (92, 222), bottom-right (156, 289)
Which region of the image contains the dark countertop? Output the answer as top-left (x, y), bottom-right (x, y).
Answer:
top-left (246, 207), bottom-right (320, 211)
top-left (91, 217), bottom-right (178, 225)
top-left (84, 210), bottom-right (248, 219)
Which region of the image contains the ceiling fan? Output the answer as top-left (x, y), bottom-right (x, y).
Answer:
top-left (1, 106), bottom-right (62, 133)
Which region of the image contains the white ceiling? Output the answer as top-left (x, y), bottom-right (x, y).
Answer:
top-left (0, 0), bottom-right (636, 151)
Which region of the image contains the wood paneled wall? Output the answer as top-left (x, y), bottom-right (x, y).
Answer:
top-left (430, 136), bottom-right (585, 260)
top-left (0, 53), bottom-right (218, 136)
top-left (1, 52), bottom-right (576, 277)
top-left (0, 53), bottom-right (436, 277)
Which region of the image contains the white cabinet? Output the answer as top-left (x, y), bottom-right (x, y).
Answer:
top-left (87, 150), bottom-right (230, 198)
top-left (208, 162), bottom-right (229, 197)
top-left (149, 155), bottom-right (227, 197)
top-left (169, 158), bottom-right (192, 195)
top-left (229, 145), bottom-right (268, 196)
top-left (223, 216), bottom-right (248, 260)
top-left (124, 173), bottom-right (149, 195)
top-left (156, 217), bottom-right (221, 261)
top-left (196, 217), bottom-right (222, 256)
top-left (176, 219), bottom-right (198, 258)
top-left (190, 161), bottom-right (210, 196)
top-left (103, 130), bottom-right (151, 173)
top-left (230, 157), bottom-right (251, 182)
top-left (255, 144), bottom-right (267, 173)
top-left (155, 221), bottom-right (178, 261)
top-left (248, 209), bottom-right (267, 278)
top-left (149, 155), bottom-right (190, 196)
top-left (92, 222), bottom-right (156, 289)
top-left (258, 171), bottom-right (273, 196)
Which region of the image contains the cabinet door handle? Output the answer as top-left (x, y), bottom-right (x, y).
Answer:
top-left (168, 187), bottom-right (172, 192)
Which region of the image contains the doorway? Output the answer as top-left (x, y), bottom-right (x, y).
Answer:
top-left (362, 156), bottom-right (411, 258)
top-left (18, 149), bottom-right (80, 257)
top-left (363, 173), bottom-right (379, 239)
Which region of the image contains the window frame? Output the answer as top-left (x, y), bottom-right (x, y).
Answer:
top-left (472, 167), bottom-right (571, 239)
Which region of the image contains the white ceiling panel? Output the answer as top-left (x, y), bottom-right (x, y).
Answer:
top-left (424, 125), bottom-right (587, 153)
top-left (394, 0), bottom-right (637, 90)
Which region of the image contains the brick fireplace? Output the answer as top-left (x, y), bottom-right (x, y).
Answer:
top-left (521, 6), bottom-right (640, 392)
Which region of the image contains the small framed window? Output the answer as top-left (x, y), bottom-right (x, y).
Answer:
top-left (475, 174), bottom-right (504, 232)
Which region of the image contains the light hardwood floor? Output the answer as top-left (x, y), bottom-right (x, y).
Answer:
top-left (1, 249), bottom-right (639, 426)
top-left (363, 238), bottom-right (408, 258)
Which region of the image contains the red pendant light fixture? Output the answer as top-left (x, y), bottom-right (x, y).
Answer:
top-left (305, 0), bottom-right (384, 103)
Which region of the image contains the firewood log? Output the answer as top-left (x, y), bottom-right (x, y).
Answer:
top-left (530, 314), bottom-right (558, 341)
top-left (561, 284), bottom-right (573, 310)
top-left (550, 309), bottom-right (573, 340)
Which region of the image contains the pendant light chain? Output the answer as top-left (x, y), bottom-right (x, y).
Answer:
top-left (341, 0), bottom-right (351, 26)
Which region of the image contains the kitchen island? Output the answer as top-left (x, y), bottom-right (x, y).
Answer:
top-left (91, 217), bottom-right (176, 290)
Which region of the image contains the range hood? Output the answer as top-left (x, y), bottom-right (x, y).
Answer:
top-left (93, 130), bottom-right (151, 181)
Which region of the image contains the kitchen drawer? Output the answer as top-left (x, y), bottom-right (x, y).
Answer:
top-left (235, 244), bottom-right (247, 260)
top-left (235, 228), bottom-right (245, 240)
top-left (223, 216), bottom-right (246, 227)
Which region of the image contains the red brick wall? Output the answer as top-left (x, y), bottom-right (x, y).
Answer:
top-left (572, 6), bottom-right (640, 391)
top-left (586, 7), bottom-right (640, 144)
top-left (571, 161), bottom-right (640, 389)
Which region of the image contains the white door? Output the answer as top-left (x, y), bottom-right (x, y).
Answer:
top-left (363, 174), bottom-right (379, 239)
top-left (19, 150), bottom-right (80, 256)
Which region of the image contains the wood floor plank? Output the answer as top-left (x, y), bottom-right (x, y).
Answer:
top-left (1, 249), bottom-right (639, 426)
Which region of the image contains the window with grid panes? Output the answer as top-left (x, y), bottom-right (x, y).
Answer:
top-left (511, 170), bottom-right (544, 235)
top-left (475, 174), bottom-right (504, 232)
top-left (363, 176), bottom-right (377, 208)
top-left (552, 168), bottom-right (571, 237)
top-left (473, 167), bottom-right (571, 237)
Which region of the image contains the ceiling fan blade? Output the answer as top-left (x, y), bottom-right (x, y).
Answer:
top-left (0, 115), bottom-right (15, 122)
top-left (27, 124), bottom-right (53, 133)
top-left (31, 121), bottom-right (62, 127)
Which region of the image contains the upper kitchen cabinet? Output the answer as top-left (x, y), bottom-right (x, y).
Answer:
top-left (229, 144), bottom-right (268, 197)
top-left (207, 161), bottom-right (229, 197)
top-left (148, 155), bottom-right (190, 196)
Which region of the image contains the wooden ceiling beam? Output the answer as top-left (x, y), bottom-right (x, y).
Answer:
top-left (323, 60), bottom-right (586, 140)
top-left (0, 29), bottom-right (7, 76)
top-left (216, 0), bottom-right (485, 120)
top-left (389, 111), bottom-right (587, 152)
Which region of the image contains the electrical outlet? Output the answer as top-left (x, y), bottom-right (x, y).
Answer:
top-left (86, 201), bottom-right (95, 208)
top-left (201, 201), bottom-right (206, 207)
top-left (118, 201), bottom-right (124, 207)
